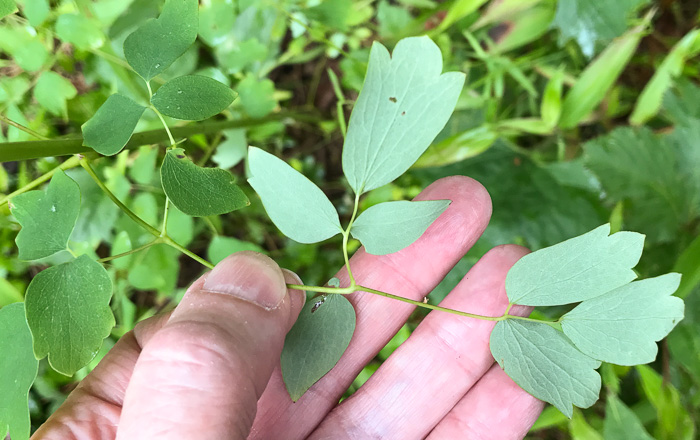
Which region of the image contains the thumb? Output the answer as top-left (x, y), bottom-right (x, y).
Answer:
top-left (117, 252), bottom-right (305, 440)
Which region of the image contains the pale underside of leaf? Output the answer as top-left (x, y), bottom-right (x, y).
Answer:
top-left (25, 255), bottom-right (114, 376)
top-left (342, 36), bottom-right (465, 194)
top-left (351, 199), bottom-right (450, 255)
top-left (490, 320), bottom-right (601, 418)
top-left (561, 273), bottom-right (684, 365)
top-left (281, 294), bottom-right (356, 401)
top-left (247, 147), bottom-right (342, 244)
top-left (506, 224), bottom-right (644, 306)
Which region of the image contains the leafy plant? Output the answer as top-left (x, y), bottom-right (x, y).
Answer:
top-left (0, 0), bottom-right (697, 438)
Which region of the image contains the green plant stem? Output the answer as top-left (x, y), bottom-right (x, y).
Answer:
top-left (79, 158), bottom-right (161, 237)
top-left (98, 238), bottom-right (162, 263)
top-left (150, 106), bottom-right (177, 147)
top-left (161, 198), bottom-right (171, 236)
top-left (0, 114), bottom-right (49, 140)
top-left (342, 193), bottom-right (361, 286)
top-left (162, 236), bottom-right (215, 270)
top-left (0, 155), bottom-right (82, 207)
top-left (0, 111), bottom-right (322, 162)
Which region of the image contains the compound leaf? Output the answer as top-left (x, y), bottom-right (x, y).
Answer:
top-left (25, 255), bottom-right (114, 376)
top-left (160, 148), bottom-right (249, 217)
top-left (506, 224), bottom-right (644, 306)
top-left (82, 94), bottom-right (146, 156)
top-left (342, 36), bottom-right (465, 194)
top-left (152, 75), bottom-right (236, 120)
top-left (561, 274), bottom-right (684, 366)
top-left (281, 294), bottom-right (356, 401)
top-left (10, 170), bottom-right (80, 260)
top-left (33, 71), bottom-right (77, 117)
top-left (248, 147), bottom-right (342, 243)
top-left (0, 303), bottom-right (39, 440)
top-left (490, 320), bottom-right (601, 418)
top-left (123, 0), bottom-right (198, 80)
top-left (351, 200), bottom-right (450, 255)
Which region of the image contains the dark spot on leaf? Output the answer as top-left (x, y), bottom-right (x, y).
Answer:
top-left (389, 97), bottom-right (397, 103)
top-left (401, 111), bottom-right (406, 116)
top-left (311, 296), bottom-right (327, 313)
top-left (176, 154), bottom-right (186, 159)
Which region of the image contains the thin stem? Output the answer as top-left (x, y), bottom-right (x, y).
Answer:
top-left (356, 285), bottom-right (504, 320)
top-left (150, 106), bottom-right (176, 146)
top-left (0, 114), bottom-right (49, 140)
top-left (161, 197), bottom-right (171, 236)
top-left (0, 155), bottom-right (82, 207)
top-left (162, 236), bottom-right (215, 270)
top-left (79, 158), bottom-right (161, 237)
top-left (342, 192), bottom-right (361, 286)
top-left (66, 247), bottom-right (79, 258)
top-left (286, 284), bottom-right (355, 295)
top-left (99, 239), bottom-right (162, 263)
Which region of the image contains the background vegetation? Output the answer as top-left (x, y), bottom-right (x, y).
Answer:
top-left (1, 0), bottom-right (699, 438)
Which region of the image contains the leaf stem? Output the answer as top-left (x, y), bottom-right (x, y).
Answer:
top-left (0, 114), bottom-right (49, 140)
top-left (162, 236), bottom-right (215, 270)
top-left (150, 106), bottom-right (176, 147)
top-left (342, 192), bottom-right (361, 286)
top-left (98, 238), bottom-right (162, 263)
top-left (0, 155), bottom-right (82, 207)
top-left (79, 158), bottom-right (161, 237)
top-left (161, 197), bottom-right (171, 236)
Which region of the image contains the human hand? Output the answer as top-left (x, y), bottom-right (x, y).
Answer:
top-left (33, 176), bottom-right (543, 440)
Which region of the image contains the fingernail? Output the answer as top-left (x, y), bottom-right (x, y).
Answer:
top-left (202, 251), bottom-right (287, 310)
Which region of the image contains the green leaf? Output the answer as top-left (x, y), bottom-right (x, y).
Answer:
top-left (490, 320), bottom-right (601, 418)
top-left (558, 16), bottom-right (648, 128)
top-left (207, 235), bottom-right (264, 265)
top-left (123, 0), bottom-right (198, 80)
top-left (541, 68), bottom-right (564, 128)
top-left (637, 365), bottom-right (696, 439)
top-left (630, 29), bottom-right (700, 126)
top-left (413, 126), bottom-right (497, 168)
top-left (281, 294), bottom-right (356, 401)
top-left (552, 0), bottom-right (649, 57)
top-left (342, 36), bottom-right (465, 194)
top-left (198, 0), bottom-right (236, 46)
top-left (351, 200), bottom-right (450, 255)
top-left (33, 71), bottom-right (77, 117)
top-left (434, 0), bottom-right (489, 33)
top-left (82, 94), bottom-right (146, 156)
top-left (305, 0), bottom-right (352, 31)
top-left (22, 0), bottom-right (50, 27)
top-left (248, 147), bottom-right (342, 244)
top-left (152, 75), bottom-right (236, 120)
top-left (25, 255), bottom-right (114, 376)
top-left (127, 244), bottom-right (179, 293)
top-left (561, 274), bottom-right (684, 365)
top-left (603, 393), bottom-right (655, 440)
top-left (55, 13), bottom-right (105, 50)
top-left (674, 234), bottom-right (700, 299)
top-left (165, 205), bottom-right (194, 247)
top-left (0, 303), bottom-right (39, 440)
top-left (506, 224), bottom-right (644, 306)
top-left (584, 126), bottom-right (700, 243)
top-left (237, 74), bottom-right (277, 118)
top-left (10, 170), bottom-right (80, 260)
top-left (129, 146), bottom-right (158, 185)
top-left (0, 0), bottom-right (17, 19)
top-left (570, 410), bottom-right (603, 440)
top-left (160, 148), bottom-right (249, 217)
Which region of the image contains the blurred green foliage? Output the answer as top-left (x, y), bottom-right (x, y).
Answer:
top-left (1, 0), bottom-right (699, 438)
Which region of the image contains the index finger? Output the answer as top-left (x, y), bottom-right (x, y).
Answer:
top-left (250, 175), bottom-right (493, 439)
